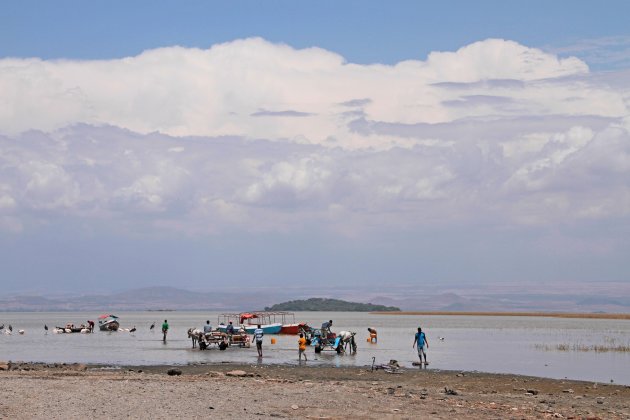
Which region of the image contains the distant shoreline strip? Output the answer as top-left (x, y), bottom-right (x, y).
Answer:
top-left (370, 311), bottom-right (630, 320)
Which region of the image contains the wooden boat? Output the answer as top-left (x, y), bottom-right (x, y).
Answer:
top-left (217, 312), bottom-right (286, 334)
top-left (280, 322), bottom-right (311, 335)
top-left (246, 311), bottom-right (309, 335)
top-left (217, 322), bottom-right (282, 335)
top-left (98, 314), bottom-right (120, 331)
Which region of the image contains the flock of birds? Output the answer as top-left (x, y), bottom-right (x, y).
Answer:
top-left (0, 324), bottom-right (24, 335)
top-left (1, 323), bottom-right (141, 335)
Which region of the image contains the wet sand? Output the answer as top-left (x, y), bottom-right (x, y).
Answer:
top-left (1, 361), bottom-right (629, 419)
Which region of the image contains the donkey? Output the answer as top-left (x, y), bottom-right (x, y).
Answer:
top-left (187, 328), bottom-right (203, 348)
top-left (337, 330), bottom-right (357, 353)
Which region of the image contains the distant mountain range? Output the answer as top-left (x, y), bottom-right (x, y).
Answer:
top-left (0, 287), bottom-right (273, 312)
top-left (1, 286), bottom-right (629, 313)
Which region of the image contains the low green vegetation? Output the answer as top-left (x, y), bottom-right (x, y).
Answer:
top-left (265, 298), bottom-right (400, 312)
top-left (535, 343), bottom-right (630, 353)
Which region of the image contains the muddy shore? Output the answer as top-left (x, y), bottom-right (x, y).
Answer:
top-left (1, 361), bottom-right (629, 419)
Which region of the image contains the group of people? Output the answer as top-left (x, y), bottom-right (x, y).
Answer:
top-left (202, 320), bottom-right (263, 356)
top-left (160, 318), bottom-right (430, 365)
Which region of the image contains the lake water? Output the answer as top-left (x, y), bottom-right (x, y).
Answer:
top-left (1, 311), bottom-right (629, 385)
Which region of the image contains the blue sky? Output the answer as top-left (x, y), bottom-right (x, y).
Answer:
top-left (2, 1), bottom-right (630, 68)
top-left (1, 1), bottom-right (629, 298)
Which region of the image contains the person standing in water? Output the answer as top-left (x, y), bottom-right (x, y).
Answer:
top-left (162, 319), bottom-right (169, 343)
top-left (367, 327), bottom-right (378, 343)
top-left (413, 327), bottom-right (429, 365)
top-left (254, 324), bottom-right (264, 357)
top-left (298, 332), bottom-right (308, 362)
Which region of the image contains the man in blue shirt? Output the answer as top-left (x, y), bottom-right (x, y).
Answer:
top-left (254, 324), bottom-right (264, 357)
top-left (413, 327), bottom-right (429, 365)
top-left (203, 320), bottom-right (212, 334)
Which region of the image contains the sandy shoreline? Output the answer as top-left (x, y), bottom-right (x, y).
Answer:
top-left (1, 361), bottom-right (629, 419)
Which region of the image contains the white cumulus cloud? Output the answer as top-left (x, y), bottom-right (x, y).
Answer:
top-left (1, 37), bottom-right (619, 151)
top-left (0, 38), bottom-right (628, 247)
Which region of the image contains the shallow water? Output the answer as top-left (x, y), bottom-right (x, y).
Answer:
top-left (1, 311), bottom-right (629, 385)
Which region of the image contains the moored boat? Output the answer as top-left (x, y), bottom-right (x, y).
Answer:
top-left (98, 314), bottom-right (120, 331)
top-left (216, 322), bottom-right (282, 335)
top-left (258, 311), bottom-right (309, 334)
top-left (280, 322), bottom-right (311, 335)
top-left (217, 312), bottom-right (287, 334)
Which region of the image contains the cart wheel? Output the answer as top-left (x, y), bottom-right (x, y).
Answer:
top-left (315, 345), bottom-right (322, 353)
top-left (219, 342), bottom-right (227, 350)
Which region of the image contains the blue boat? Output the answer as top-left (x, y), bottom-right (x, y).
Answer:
top-left (98, 314), bottom-right (120, 331)
top-left (217, 312), bottom-right (284, 335)
top-left (217, 323), bottom-right (282, 335)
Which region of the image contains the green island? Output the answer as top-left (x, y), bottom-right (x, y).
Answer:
top-left (264, 298), bottom-right (400, 312)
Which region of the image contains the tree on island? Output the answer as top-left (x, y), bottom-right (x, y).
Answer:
top-left (264, 298), bottom-right (400, 312)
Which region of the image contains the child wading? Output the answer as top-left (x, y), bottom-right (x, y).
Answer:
top-left (298, 333), bottom-right (308, 362)
top-left (413, 327), bottom-right (429, 365)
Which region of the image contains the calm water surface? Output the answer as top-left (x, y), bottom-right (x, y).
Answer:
top-left (1, 311), bottom-right (629, 385)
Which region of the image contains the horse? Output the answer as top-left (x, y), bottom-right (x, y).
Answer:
top-left (337, 331), bottom-right (357, 353)
top-left (187, 328), bottom-right (203, 348)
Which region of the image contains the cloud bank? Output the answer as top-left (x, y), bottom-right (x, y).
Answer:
top-left (0, 38), bottom-right (629, 252)
top-left (1, 38), bottom-right (604, 144)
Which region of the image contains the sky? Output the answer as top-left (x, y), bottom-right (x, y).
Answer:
top-left (1, 1), bottom-right (629, 295)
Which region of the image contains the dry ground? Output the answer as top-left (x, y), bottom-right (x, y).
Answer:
top-left (1, 362), bottom-right (629, 419)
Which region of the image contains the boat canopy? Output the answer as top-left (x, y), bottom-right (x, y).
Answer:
top-left (218, 311), bottom-right (295, 325)
top-left (98, 314), bottom-right (118, 319)
top-left (240, 313), bottom-right (257, 323)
